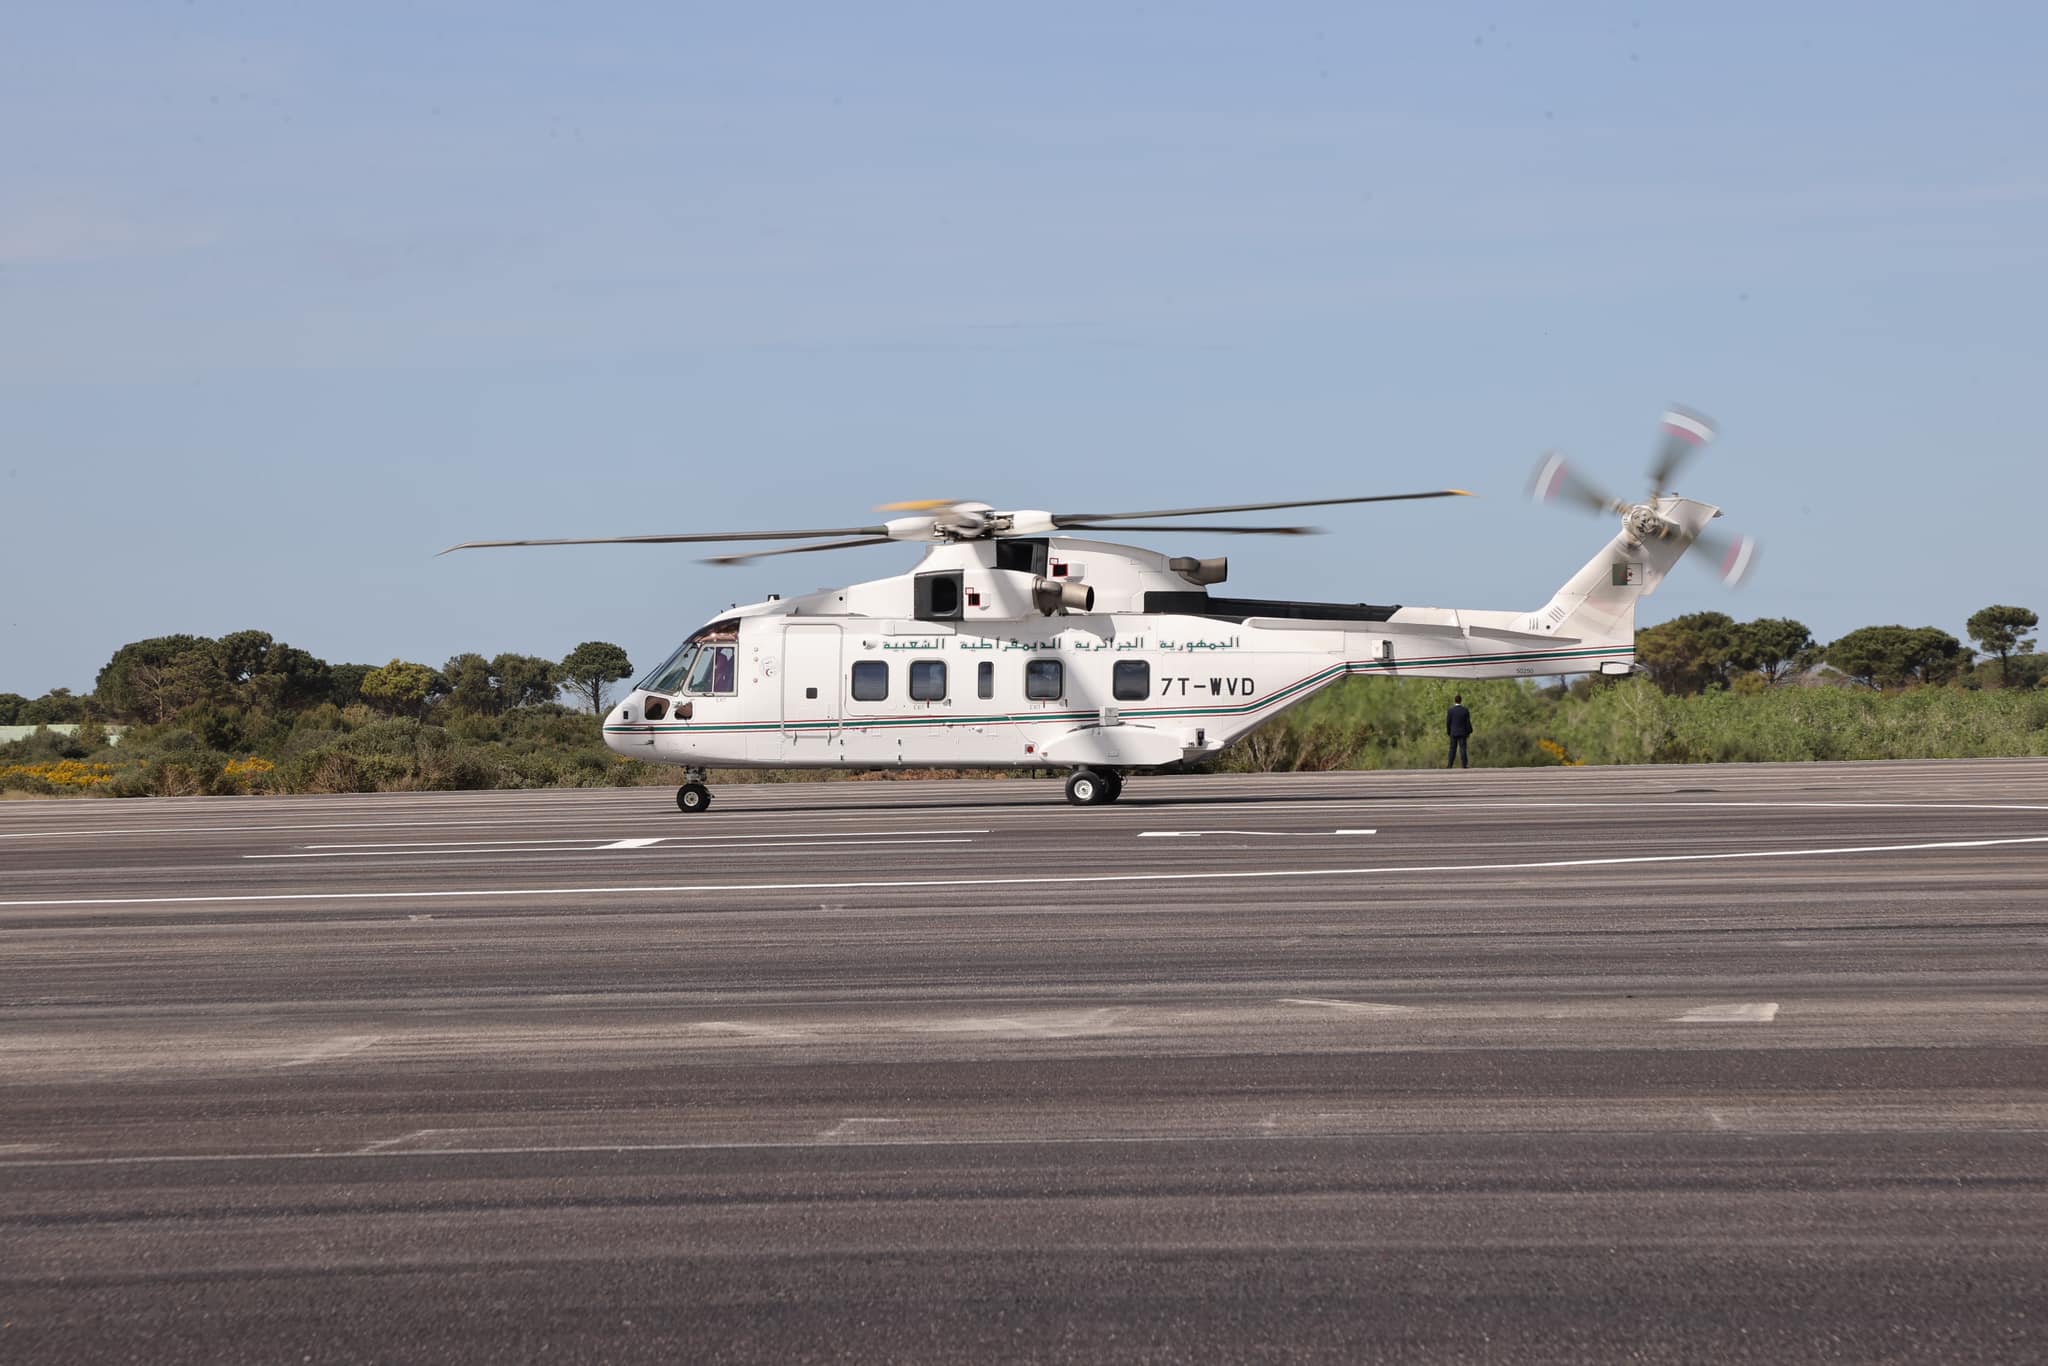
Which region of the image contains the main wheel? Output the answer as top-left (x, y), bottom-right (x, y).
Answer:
top-left (1099, 771), bottom-right (1124, 803)
top-left (676, 781), bottom-right (712, 813)
top-left (1064, 770), bottom-right (1105, 806)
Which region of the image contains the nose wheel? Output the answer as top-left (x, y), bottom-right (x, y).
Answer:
top-left (676, 770), bottom-right (713, 814)
top-left (1064, 768), bottom-right (1123, 806)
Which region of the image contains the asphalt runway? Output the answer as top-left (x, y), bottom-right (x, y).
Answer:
top-left (3, 760), bottom-right (2045, 1363)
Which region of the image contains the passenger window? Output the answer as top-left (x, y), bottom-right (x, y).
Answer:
top-left (1113, 659), bottom-right (1150, 701)
top-left (909, 660), bottom-right (947, 701)
top-left (851, 660), bottom-right (888, 701)
top-left (1025, 658), bottom-right (1063, 700)
top-left (977, 660), bottom-right (994, 699)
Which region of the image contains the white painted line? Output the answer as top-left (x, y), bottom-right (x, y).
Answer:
top-left (241, 837), bottom-right (978, 860)
top-left (1138, 829), bottom-right (1376, 838)
top-left (8, 833), bottom-right (2046, 909)
top-left (277, 1035), bottom-right (378, 1067)
top-left (302, 829), bottom-right (992, 850)
top-left (1279, 998), bottom-right (1413, 1014)
top-left (1675, 1002), bottom-right (1780, 1023)
top-left (355, 1128), bottom-right (449, 1154)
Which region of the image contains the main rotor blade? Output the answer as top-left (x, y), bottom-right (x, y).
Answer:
top-left (1052, 523), bottom-right (1322, 536)
top-left (1649, 406), bottom-right (1717, 499)
top-left (440, 525), bottom-right (889, 555)
top-left (1051, 490), bottom-right (1470, 525)
top-left (703, 536), bottom-right (898, 567)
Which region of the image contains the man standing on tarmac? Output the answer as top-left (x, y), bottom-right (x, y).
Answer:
top-left (1446, 694), bottom-right (1473, 769)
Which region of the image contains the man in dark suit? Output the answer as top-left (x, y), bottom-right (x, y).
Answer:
top-left (1446, 694), bottom-right (1473, 768)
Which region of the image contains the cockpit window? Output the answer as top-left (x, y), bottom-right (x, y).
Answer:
top-left (684, 644), bottom-right (737, 695)
top-left (643, 646), bottom-right (698, 695)
top-left (638, 644), bottom-right (695, 694)
top-left (639, 618), bottom-right (743, 693)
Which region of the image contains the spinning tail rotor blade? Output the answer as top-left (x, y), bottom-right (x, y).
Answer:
top-left (1528, 452), bottom-right (1629, 517)
top-left (1649, 406), bottom-right (1717, 499)
top-left (1052, 490), bottom-right (1470, 525)
top-left (1689, 527), bottom-right (1759, 587)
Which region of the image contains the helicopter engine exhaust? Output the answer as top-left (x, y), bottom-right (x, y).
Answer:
top-left (1169, 556), bottom-right (1228, 586)
top-left (1032, 577), bottom-right (1095, 615)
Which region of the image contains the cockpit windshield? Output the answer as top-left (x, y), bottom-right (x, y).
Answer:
top-left (636, 619), bottom-right (741, 696)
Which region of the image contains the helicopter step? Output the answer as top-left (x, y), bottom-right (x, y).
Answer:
top-left (1064, 768), bottom-right (1123, 806)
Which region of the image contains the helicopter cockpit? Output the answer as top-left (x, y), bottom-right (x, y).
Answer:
top-left (633, 619), bottom-right (741, 720)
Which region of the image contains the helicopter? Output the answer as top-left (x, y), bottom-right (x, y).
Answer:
top-left (446, 408), bottom-right (1753, 810)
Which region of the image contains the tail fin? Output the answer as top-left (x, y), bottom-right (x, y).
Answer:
top-left (1529, 497), bottom-right (1719, 644)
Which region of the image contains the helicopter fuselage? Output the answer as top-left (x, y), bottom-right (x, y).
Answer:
top-left (600, 530), bottom-right (1668, 774)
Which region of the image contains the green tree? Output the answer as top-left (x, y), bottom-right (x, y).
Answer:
top-left (17, 688), bottom-right (88, 725)
top-left (95, 636), bottom-right (227, 723)
top-left (558, 641), bottom-right (634, 714)
top-left (490, 653), bottom-right (559, 710)
top-left (219, 629), bottom-right (332, 710)
top-left (359, 659), bottom-right (441, 718)
top-left (1965, 605), bottom-right (2038, 686)
top-left (1826, 626), bottom-right (1965, 690)
top-left (1634, 611), bottom-right (1738, 695)
top-left (1729, 618), bottom-right (1818, 685)
top-left (442, 653), bottom-right (500, 715)
top-left (328, 663), bottom-right (374, 708)
top-left (0, 693), bottom-right (25, 725)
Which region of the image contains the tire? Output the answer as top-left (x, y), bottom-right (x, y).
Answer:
top-left (1099, 771), bottom-right (1123, 803)
top-left (1064, 770), bottom-right (1102, 806)
top-left (676, 782), bottom-right (712, 813)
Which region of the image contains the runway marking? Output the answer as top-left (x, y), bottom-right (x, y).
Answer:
top-left (1676, 1002), bottom-right (1780, 1023)
top-left (17, 1118), bottom-right (2048, 1170)
top-left (7, 832), bottom-right (2046, 910)
top-left (694, 1021), bottom-right (808, 1039)
top-left (300, 829), bottom-right (993, 850)
top-left (240, 837), bottom-right (978, 860)
top-left (1139, 828), bottom-right (1377, 838)
top-left (355, 1128), bottom-right (449, 1153)
top-left (276, 1034), bottom-right (379, 1067)
top-left (8, 799), bottom-right (2048, 841)
top-left (1279, 998), bottom-right (1413, 1014)
top-left (822, 1117), bottom-right (904, 1139)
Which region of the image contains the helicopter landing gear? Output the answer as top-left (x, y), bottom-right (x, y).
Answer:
top-left (676, 769), bottom-right (712, 814)
top-left (1064, 768), bottom-right (1123, 806)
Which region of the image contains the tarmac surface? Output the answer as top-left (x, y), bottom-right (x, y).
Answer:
top-left (3, 759), bottom-right (2045, 1362)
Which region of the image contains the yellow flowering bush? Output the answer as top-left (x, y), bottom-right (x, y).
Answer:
top-left (218, 755), bottom-right (278, 794)
top-left (1536, 738), bottom-right (1584, 767)
top-left (0, 760), bottom-right (116, 789)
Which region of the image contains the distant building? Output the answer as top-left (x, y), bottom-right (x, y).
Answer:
top-left (0, 724), bottom-right (125, 747)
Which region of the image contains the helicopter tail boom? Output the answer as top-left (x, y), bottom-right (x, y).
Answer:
top-left (1528, 496), bottom-right (1719, 648)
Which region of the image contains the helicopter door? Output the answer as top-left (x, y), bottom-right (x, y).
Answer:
top-left (781, 624), bottom-right (841, 757)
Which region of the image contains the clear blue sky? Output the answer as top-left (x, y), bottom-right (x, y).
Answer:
top-left (4, 2), bottom-right (2044, 694)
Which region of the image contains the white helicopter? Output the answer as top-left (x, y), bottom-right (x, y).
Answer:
top-left (447, 409), bottom-right (1752, 810)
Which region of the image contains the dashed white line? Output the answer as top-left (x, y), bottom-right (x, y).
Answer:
top-left (1139, 829), bottom-right (1377, 838)
top-left (1676, 1003), bottom-right (1780, 1023)
top-left (1279, 998), bottom-right (1414, 1015)
top-left (241, 837), bottom-right (978, 860)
